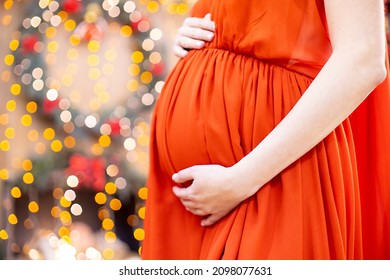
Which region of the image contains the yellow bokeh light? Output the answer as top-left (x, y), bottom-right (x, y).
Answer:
top-left (1, 140), bottom-right (10, 151)
top-left (127, 79), bottom-right (139, 92)
top-left (60, 211), bottom-right (72, 225)
top-left (11, 187), bottom-right (22, 198)
top-left (51, 140), bottom-right (63, 152)
top-left (8, 214), bottom-right (18, 225)
top-left (28, 201), bottom-right (39, 213)
top-left (131, 51), bottom-right (144, 63)
top-left (23, 172), bottom-right (34, 184)
top-left (120, 25), bottom-right (132, 37)
top-left (105, 182), bottom-right (116, 195)
top-left (53, 187), bottom-right (64, 199)
top-left (35, 142), bottom-right (46, 154)
top-left (138, 207), bottom-right (146, 219)
top-left (21, 114), bottom-right (32, 126)
top-left (64, 136), bottom-right (76, 148)
top-left (109, 198), bottom-right (122, 211)
top-left (98, 208), bottom-right (110, 220)
top-left (9, 40), bottom-right (19, 51)
top-left (102, 218), bottom-right (114, 230)
top-left (177, 3), bottom-right (190, 15)
top-left (58, 11), bottom-right (68, 21)
top-left (0, 169), bottom-right (9, 180)
top-left (0, 114), bottom-right (9, 125)
top-left (26, 101), bottom-right (38, 113)
top-left (64, 19), bottom-right (76, 31)
top-left (10, 84), bottom-right (21, 96)
top-left (138, 134), bottom-right (149, 146)
top-left (5, 127), bottom-right (14, 139)
top-left (69, 34), bottom-right (81, 46)
top-left (91, 143), bottom-right (104, 156)
top-left (47, 41), bottom-right (59, 53)
top-left (61, 74), bottom-right (74, 86)
top-left (138, 187), bottom-right (148, 200)
top-left (88, 40), bottom-right (100, 52)
top-left (60, 197), bottom-right (72, 208)
top-left (146, 1), bottom-right (159, 13)
top-left (1, 71), bottom-right (11, 82)
top-left (98, 135), bottom-right (111, 147)
top-left (95, 192), bottom-right (107, 205)
top-left (102, 248), bottom-right (115, 260)
top-left (0, 230), bottom-right (9, 240)
top-left (4, 0), bottom-right (13, 10)
top-left (51, 206), bottom-right (61, 218)
top-left (22, 160), bottom-right (33, 171)
top-left (43, 128), bottom-right (55, 140)
top-left (45, 27), bottom-right (57, 38)
top-left (58, 226), bottom-right (70, 237)
top-left (141, 71), bottom-right (153, 84)
top-left (67, 48), bottom-right (79, 60)
top-left (6, 100), bottom-right (16, 111)
top-left (128, 64), bottom-right (140, 76)
top-left (2, 15), bottom-right (12, 26)
top-left (87, 54), bottom-right (99, 66)
top-left (167, 2), bottom-right (178, 14)
top-left (4, 54), bottom-right (14, 66)
top-left (104, 231), bottom-right (116, 243)
top-left (27, 130), bottom-right (39, 141)
top-left (134, 228), bottom-right (145, 241)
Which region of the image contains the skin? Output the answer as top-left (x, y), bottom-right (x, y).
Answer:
top-left (170, 0), bottom-right (387, 227)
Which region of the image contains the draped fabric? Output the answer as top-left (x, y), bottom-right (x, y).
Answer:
top-left (142, 0), bottom-right (390, 259)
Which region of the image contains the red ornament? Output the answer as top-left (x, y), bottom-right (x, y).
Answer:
top-left (63, 0), bottom-right (82, 14)
top-left (151, 62), bottom-right (164, 76)
top-left (106, 118), bottom-right (121, 136)
top-left (21, 34), bottom-right (39, 54)
top-left (66, 154), bottom-right (106, 192)
top-left (42, 98), bottom-right (60, 115)
top-left (74, 20), bottom-right (106, 42)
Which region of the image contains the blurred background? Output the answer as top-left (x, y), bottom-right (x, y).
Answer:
top-left (0, 0), bottom-right (389, 260)
top-left (0, 0), bottom-right (195, 260)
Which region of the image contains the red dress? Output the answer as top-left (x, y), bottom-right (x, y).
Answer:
top-left (142, 0), bottom-right (390, 259)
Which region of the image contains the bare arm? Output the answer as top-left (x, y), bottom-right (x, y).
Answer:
top-left (172, 0), bottom-right (387, 226)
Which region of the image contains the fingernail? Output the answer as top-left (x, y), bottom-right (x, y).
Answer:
top-left (172, 173), bottom-right (178, 181)
top-left (206, 33), bottom-right (214, 40)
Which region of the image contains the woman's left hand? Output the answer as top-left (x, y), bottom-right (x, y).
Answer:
top-left (172, 164), bottom-right (250, 226)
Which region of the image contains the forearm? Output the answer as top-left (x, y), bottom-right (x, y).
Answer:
top-left (232, 50), bottom-right (386, 198)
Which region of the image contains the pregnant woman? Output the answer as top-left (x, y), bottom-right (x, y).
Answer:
top-left (142, 0), bottom-right (390, 259)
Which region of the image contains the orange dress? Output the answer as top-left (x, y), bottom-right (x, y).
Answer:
top-left (142, 0), bottom-right (390, 259)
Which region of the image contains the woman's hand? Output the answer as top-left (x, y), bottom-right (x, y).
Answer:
top-left (172, 164), bottom-right (254, 226)
top-left (173, 13), bottom-right (216, 58)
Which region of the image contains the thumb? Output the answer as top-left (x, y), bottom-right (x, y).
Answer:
top-left (172, 166), bottom-right (196, 183)
top-left (204, 13), bottom-right (211, 20)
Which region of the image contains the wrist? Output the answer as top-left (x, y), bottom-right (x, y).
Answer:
top-left (227, 161), bottom-right (263, 200)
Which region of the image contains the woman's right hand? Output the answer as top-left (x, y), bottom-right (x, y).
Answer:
top-left (173, 13), bottom-right (216, 58)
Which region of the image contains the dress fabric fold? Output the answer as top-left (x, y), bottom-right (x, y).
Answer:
top-left (142, 0), bottom-right (390, 259)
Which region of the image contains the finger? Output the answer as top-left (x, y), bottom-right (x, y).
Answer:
top-left (172, 186), bottom-right (193, 199)
top-left (178, 26), bottom-right (214, 42)
top-left (183, 16), bottom-right (215, 32)
top-left (172, 44), bottom-right (188, 58)
top-left (200, 214), bottom-right (220, 227)
top-left (172, 166), bottom-right (197, 183)
top-left (176, 35), bottom-right (206, 49)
